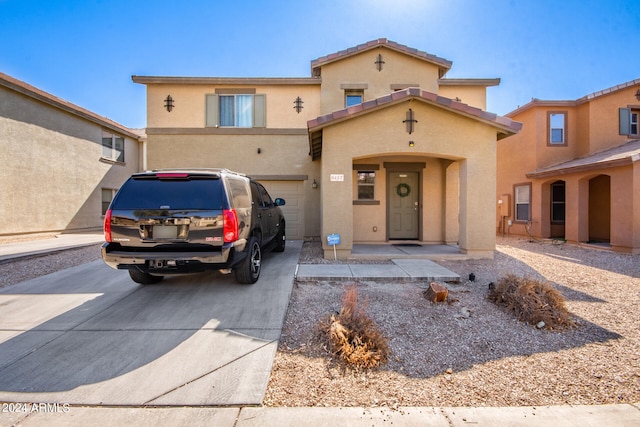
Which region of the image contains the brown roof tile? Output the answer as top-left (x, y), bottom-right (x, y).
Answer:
top-left (527, 140), bottom-right (640, 178)
top-left (307, 88), bottom-right (522, 134)
top-left (311, 38), bottom-right (452, 73)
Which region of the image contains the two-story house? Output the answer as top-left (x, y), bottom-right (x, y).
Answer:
top-left (134, 39), bottom-right (521, 259)
top-left (0, 72), bottom-right (143, 237)
top-left (497, 78), bottom-right (640, 254)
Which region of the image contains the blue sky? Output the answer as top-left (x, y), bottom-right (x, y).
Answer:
top-left (1, 0), bottom-right (639, 129)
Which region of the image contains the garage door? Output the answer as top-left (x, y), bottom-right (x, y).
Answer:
top-left (259, 180), bottom-right (305, 240)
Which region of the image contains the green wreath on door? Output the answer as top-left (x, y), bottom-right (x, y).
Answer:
top-left (396, 183), bottom-right (411, 197)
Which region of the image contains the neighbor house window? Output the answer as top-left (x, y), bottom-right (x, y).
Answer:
top-left (345, 90), bottom-right (364, 107)
top-left (515, 184), bottom-right (531, 222)
top-left (101, 188), bottom-right (117, 215)
top-left (551, 181), bottom-right (566, 223)
top-left (101, 132), bottom-right (124, 162)
top-left (548, 112), bottom-right (567, 145)
top-left (620, 108), bottom-right (639, 136)
top-left (205, 93), bottom-right (266, 128)
top-left (357, 171), bottom-right (375, 200)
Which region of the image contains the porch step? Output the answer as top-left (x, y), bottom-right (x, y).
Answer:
top-left (295, 259), bottom-right (460, 282)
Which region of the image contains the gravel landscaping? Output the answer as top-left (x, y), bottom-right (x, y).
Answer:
top-left (264, 237), bottom-right (640, 408)
top-left (1, 236), bottom-right (638, 408)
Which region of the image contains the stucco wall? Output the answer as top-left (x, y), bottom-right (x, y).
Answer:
top-left (320, 100), bottom-right (499, 258)
top-left (438, 85), bottom-right (487, 110)
top-left (0, 87), bottom-right (140, 236)
top-left (318, 48), bottom-right (442, 115)
top-left (145, 83), bottom-right (321, 129)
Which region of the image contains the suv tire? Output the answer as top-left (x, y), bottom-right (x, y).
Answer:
top-left (129, 268), bottom-right (164, 285)
top-left (235, 237), bottom-right (261, 284)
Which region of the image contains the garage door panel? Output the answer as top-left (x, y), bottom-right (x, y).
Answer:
top-left (258, 181), bottom-right (304, 240)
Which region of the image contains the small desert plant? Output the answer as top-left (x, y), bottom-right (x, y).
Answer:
top-left (487, 274), bottom-right (575, 330)
top-left (318, 285), bottom-right (390, 369)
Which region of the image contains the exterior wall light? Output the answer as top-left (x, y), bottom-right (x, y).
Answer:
top-left (409, 141), bottom-right (415, 147)
top-left (293, 96), bottom-right (304, 113)
top-left (403, 108), bottom-right (417, 134)
top-left (312, 179), bottom-right (318, 189)
top-left (375, 53), bottom-right (385, 71)
top-left (164, 95), bottom-right (174, 112)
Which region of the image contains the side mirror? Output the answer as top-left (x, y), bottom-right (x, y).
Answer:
top-left (275, 198), bottom-right (286, 206)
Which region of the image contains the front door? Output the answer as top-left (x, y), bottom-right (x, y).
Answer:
top-left (388, 172), bottom-right (419, 240)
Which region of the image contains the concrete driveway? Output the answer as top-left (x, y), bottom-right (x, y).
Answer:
top-left (0, 241), bottom-right (301, 406)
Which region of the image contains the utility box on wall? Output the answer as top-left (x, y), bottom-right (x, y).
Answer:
top-left (498, 194), bottom-right (511, 217)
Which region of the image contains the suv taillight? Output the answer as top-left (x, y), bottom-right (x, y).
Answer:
top-left (223, 209), bottom-right (239, 243)
top-left (104, 209), bottom-right (112, 242)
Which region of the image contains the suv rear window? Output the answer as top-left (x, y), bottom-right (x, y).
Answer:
top-left (112, 177), bottom-right (225, 210)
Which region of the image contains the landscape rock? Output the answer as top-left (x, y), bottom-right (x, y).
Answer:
top-left (423, 282), bottom-right (448, 302)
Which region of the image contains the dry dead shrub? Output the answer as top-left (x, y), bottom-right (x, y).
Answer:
top-left (317, 285), bottom-right (390, 369)
top-left (487, 274), bottom-right (575, 330)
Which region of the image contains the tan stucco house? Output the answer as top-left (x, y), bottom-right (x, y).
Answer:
top-left (497, 78), bottom-right (640, 254)
top-left (0, 72), bottom-right (143, 237)
top-left (133, 39), bottom-right (521, 258)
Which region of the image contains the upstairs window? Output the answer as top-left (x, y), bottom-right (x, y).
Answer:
top-left (102, 131), bottom-right (124, 162)
top-left (548, 112), bottom-right (567, 145)
top-left (345, 90), bottom-right (364, 107)
top-left (206, 93), bottom-right (266, 128)
top-left (620, 108), bottom-right (639, 136)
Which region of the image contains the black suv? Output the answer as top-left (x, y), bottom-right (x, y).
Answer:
top-left (101, 169), bottom-right (286, 285)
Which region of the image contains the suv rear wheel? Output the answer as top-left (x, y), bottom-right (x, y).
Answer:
top-left (235, 237), bottom-right (261, 284)
top-left (129, 268), bottom-right (164, 285)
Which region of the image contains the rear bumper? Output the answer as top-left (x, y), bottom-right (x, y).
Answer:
top-left (101, 242), bottom-right (247, 274)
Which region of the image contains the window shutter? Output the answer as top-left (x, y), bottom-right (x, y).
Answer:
top-left (206, 94), bottom-right (219, 127)
top-left (619, 108), bottom-right (631, 135)
top-left (253, 94), bottom-right (266, 128)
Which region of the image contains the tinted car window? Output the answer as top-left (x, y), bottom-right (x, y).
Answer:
top-left (112, 177), bottom-right (225, 210)
top-left (226, 176), bottom-right (251, 209)
top-left (257, 183), bottom-right (274, 207)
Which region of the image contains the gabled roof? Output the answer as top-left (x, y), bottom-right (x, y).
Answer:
top-left (508, 77), bottom-right (640, 117)
top-left (311, 38), bottom-right (452, 76)
top-left (0, 72), bottom-right (140, 140)
top-left (307, 87), bottom-right (522, 160)
top-left (526, 139), bottom-right (640, 179)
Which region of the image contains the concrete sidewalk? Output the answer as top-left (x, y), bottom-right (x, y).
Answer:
top-left (296, 259), bottom-right (460, 282)
top-left (4, 403), bottom-right (639, 426)
top-left (0, 234), bottom-right (638, 426)
top-left (0, 232), bottom-right (104, 262)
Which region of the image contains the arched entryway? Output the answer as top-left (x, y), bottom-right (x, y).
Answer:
top-left (588, 175), bottom-right (611, 244)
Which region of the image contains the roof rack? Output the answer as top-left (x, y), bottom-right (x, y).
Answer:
top-left (148, 168), bottom-right (247, 177)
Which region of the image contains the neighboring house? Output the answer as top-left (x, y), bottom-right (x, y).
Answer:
top-left (133, 39), bottom-right (521, 259)
top-left (0, 72), bottom-right (143, 237)
top-left (497, 78), bottom-right (640, 254)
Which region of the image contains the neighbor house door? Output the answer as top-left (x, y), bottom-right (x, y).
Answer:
top-left (388, 172), bottom-right (420, 239)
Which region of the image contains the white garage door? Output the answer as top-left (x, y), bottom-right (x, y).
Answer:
top-left (259, 180), bottom-right (305, 240)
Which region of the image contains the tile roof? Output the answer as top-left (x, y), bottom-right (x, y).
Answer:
top-left (307, 87), bottom-right (522, 160)
top-left (311, 38), bottom-right (452, 74)
top-left (526, 139), bottom-right (640, 178)
top-left (0, 71), bottom-right (141, 139)
top-left (508, 77), bottom-right (640, 116)
top-left (307, 87), bottom-right (522, 134)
